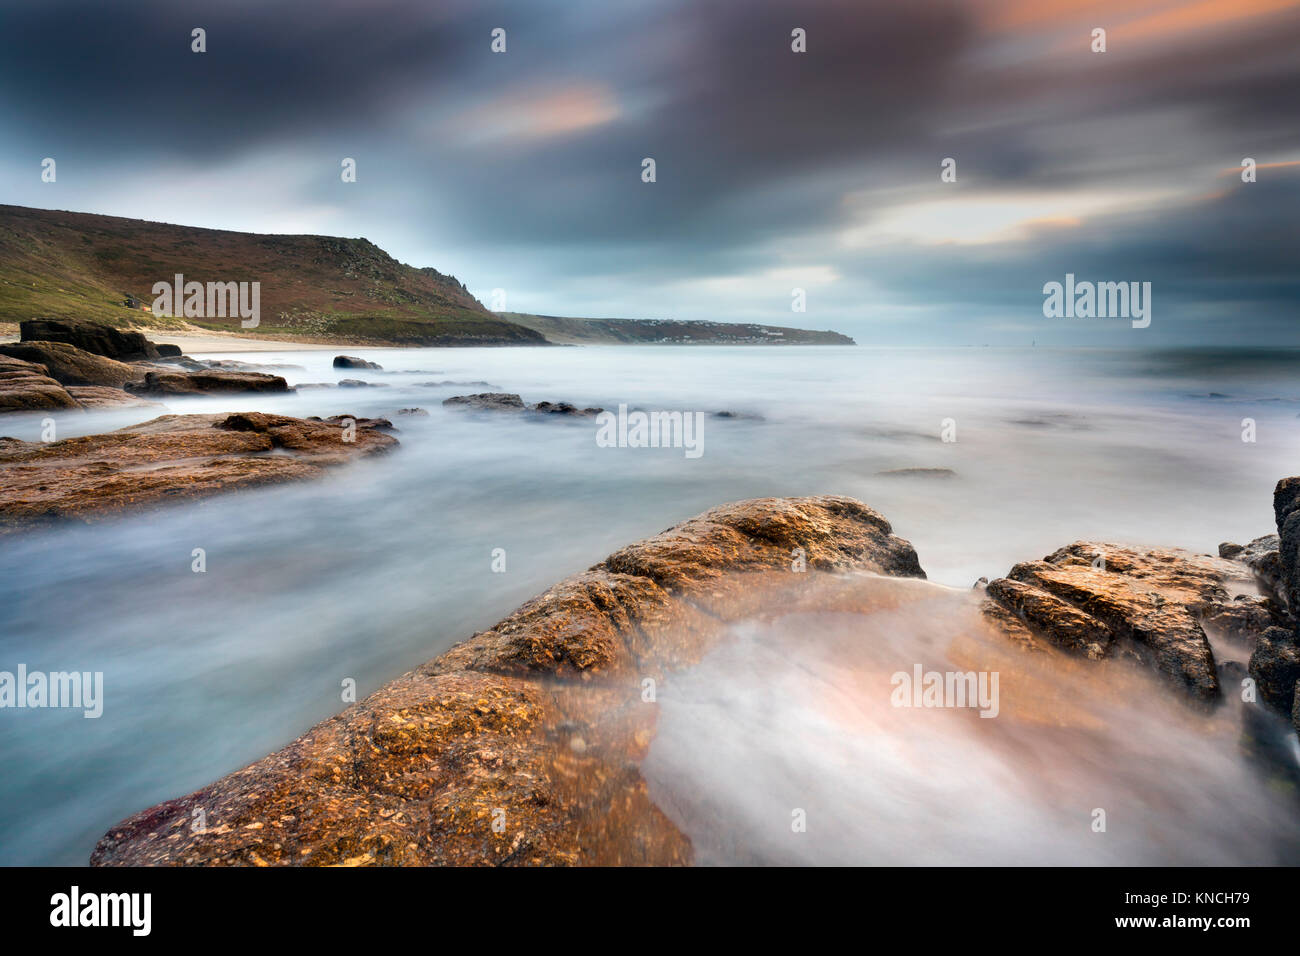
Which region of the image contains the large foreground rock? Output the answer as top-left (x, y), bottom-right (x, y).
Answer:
top-left (982, 542), bottom-right (1273, 702)
top-left (0, 341), bottom-right (146, 388)
top-left (20, 317), bottom-right (160, 361)
top-left (91, 496), bottom-right (924, 866)
top-left (0, 412), bottom-right (396, 532)
top-left (0, 355), bottom-right (79, 411)
top-left (126, 370), bottom-right (292, 396)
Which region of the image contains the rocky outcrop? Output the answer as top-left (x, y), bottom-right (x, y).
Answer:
top-left (982, 543), bottom-right (1271, 702)
top-left (90, 496), bottom-right (923, 866)
top-left (64, 386), bottom-right (161, 409)
top-left (443, 392), bottom-right (525, 411)
top-left (333, 355), bottom-right (383, 370)
top-left (531, 401), bottom-right (603, 417)
top-left (1219, 534), bottom-right (1285, 618)
top-left (1273, 478), bottom-right (1300, 617)
top-left (20, 318), bottom-right (160, 361)
top-left (0, 355), bottom-right (79, 411)
top-left (1248, 626), bottom-right (1300, 714)
top-left (307, 414), bottom-right (395, 431)
top-left (338, 379), bottom-right (387, 388)
top-left (0, 412), bottom-right (396, 533)
top-left (0, 341), bottom-right (145, 388)
top-left (126, 371), bottom-right (293, 396)
top-left (444, 393), bottom-right (604, 416)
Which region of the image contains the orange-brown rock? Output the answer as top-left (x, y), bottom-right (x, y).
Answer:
top-left (0, 340), bottom-right (146, 388)
top-left (983, 542), bottom-right (1273, 702)
top-left (0, 355), bottom-right (80, 411)
top-left (90, 496), bottom-right (924, 866)
top-left (0, 411), bottom-right (396, 533)
top-left (126, 370), bottom-right (292, 396)
top-left (64, 385), bottom-right (162, 409)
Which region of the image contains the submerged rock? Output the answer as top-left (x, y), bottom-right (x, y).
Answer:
top-left (443, 392), bottom-right (525, 410)
top-left (126, 370), bottom-right (293, 396)
top-left (877, 467), bottom-right (956, 479)
top-left (531, 400), bottom-right (603, 416)
top-left (338, 379), bottom-right (388, 388)
top-left (90, 496), bottom-right (923, 866)
top-left (0, 412), bottom-right (396, 532)
top-left (0, 341), bottom-right (145, 388)
top-left (443, 393), bottom-right (603, 416)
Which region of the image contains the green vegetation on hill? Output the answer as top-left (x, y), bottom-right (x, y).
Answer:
top-left (0, 204), bottom-right (545, 345)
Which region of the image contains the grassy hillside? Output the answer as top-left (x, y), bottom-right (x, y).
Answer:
top-left (0, 205), bottom-right (545, 345)
top-left (504, 313), bottom-right (856, 345)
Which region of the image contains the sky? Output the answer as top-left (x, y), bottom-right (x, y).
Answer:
top-left (1, 0), bottom-right (1297, 345)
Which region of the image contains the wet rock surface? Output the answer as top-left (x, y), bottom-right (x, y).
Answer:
top-left (443, 392), bottom-right (526, 411)
top-left (90, 496), bottom-right (923, 866)
top-left (333, 355), bottom-right (383, 370)
top-left (125, 370), bottom-right (293, 396)
top-left (443, 392), bottom-right (604, 416)
top-left (338, 379), bottom-right (388, 388)
top-left (0, 412), bottom-right (396, 533)
top-left (982, 542), bottom-right (1272, 701)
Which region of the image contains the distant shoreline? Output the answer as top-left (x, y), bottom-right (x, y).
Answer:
top-left (0, 320), bottom-right (857, 354)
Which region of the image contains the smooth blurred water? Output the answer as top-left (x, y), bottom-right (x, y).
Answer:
top-left (1, 344), bottom-right (1298, 865)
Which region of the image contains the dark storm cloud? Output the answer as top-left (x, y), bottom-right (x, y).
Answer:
top-left (1, 0), bottom-right (1297, 343)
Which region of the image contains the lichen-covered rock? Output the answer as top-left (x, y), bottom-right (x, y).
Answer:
top-left (983, 542), bottom-right (1268, 702)
top-left (0, 355), bottom-right (80, 412)
top-left (90, 496), bottom-right (923, 866)
top-left (0, 412), bottom-right (396, 532)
